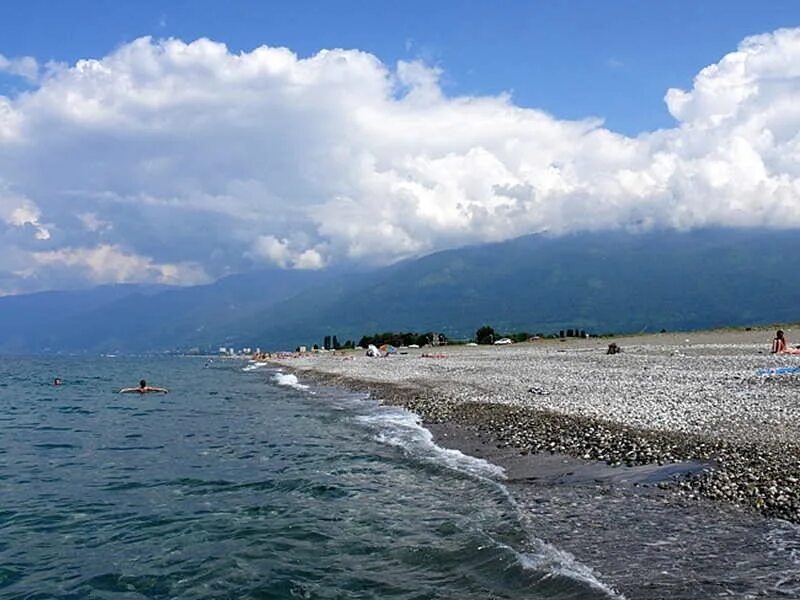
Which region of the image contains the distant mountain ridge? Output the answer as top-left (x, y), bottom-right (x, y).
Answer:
top-left (1, 229), bottom-right (798, 354)
top-left (240, 228), bottom-right (799, 348)
top-left (0, 269), bottom-right (334, 354)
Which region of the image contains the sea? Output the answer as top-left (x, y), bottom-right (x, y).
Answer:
top-left (1, 356), bottom-right (799, 600)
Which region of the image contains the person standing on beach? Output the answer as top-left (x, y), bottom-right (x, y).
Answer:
top-left (771, 330), bottom-right (800, 355)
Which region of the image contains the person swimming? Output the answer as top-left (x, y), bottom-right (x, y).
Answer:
top-left (119, 379), bottom-right (169, 394)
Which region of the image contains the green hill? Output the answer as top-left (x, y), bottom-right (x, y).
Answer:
top-left (1, 228), bottom-right (798, 353)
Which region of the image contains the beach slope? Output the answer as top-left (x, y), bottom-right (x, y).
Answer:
top-left (271, 329), bottom-right (800, 522)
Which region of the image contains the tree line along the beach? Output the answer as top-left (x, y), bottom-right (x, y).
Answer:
top-left (310, 325), bottom-right (596, 351)
top-left (300, 332), bottom-right (445, 351)
top-left (262, 323), bottom-right (784, 355)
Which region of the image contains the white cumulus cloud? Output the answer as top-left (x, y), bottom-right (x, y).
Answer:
top-left (0, 53), bottom-right (39, 82)
top-left (251, 235), bottom-right (326, 270)
top-left (78, 211), bottom-right (112, 232)
top-left (32, 244), bottom-right (209, 285)
top-left (0, 29), bottom-right (799, 294)
top-left (0, 184), bottom-right (51, 240)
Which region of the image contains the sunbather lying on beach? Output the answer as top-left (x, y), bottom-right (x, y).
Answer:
top-left (119, 379), bottom-right (169, 394)
top-left (771, 330), bottom-right (800, 355)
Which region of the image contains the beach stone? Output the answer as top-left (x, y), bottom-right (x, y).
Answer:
top-left (271, 329), bottom-right (800, 523)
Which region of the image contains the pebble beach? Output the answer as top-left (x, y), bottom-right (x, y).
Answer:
top-left (271, 327), bottom-right (800, 523)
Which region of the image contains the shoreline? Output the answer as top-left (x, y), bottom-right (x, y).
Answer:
top-left (270, 330), bottom-right (800, 523)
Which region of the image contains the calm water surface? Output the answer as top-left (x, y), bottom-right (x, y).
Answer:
top-left (1, 357), bottom-right (798, 599)
top-left (1, 357), bottom-right (619, 599)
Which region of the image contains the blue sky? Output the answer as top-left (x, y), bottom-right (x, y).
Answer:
top-left (1, 0), bottom-right (798, 134)
top-left (1, 2), bottom-right (800, 294)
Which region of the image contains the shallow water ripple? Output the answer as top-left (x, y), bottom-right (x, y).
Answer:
top-left (1, 357), bottom-right (618, 599)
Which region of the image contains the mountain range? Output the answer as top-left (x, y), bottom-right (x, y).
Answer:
top-left (1, 228), bottom-right (798, 354)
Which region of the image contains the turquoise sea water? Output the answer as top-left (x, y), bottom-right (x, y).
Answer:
top-left (0, 357), bottom-right (623, 599)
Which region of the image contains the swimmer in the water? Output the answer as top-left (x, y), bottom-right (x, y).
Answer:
top-left (119, 379), bottom-right (169, 394)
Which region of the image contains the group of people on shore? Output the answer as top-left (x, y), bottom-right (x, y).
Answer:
top-left (47, 331), bottom-right (798, 391)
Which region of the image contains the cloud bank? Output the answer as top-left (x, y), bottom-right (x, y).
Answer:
top-left (1, 28), bottom-right (800, 294)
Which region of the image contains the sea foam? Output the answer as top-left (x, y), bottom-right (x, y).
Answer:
top-left (357, 408), bottom-right (506, 480)
top-left (356, 406), bottom-right (626, 597)
top-left (242, 361), bottom-right (269, 372)
top-left (272, 372), bottom-right (310, 390)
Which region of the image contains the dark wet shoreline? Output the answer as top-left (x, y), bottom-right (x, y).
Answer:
top-left (274, 365), bottom-right (800, 524)
top-left (276, 367), bottom-right (800, 599)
